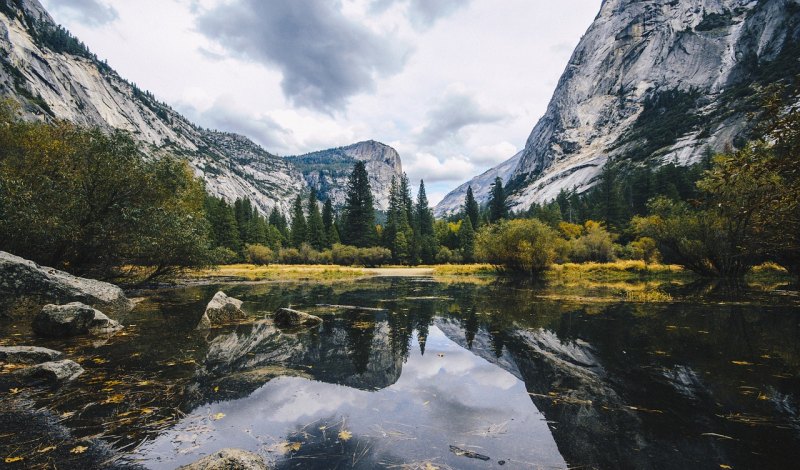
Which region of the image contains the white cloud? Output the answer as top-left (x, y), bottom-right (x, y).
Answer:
top-left (404, 152), bottom-right (476, 184)
top-left (470, 141), bottom-right (519, 166)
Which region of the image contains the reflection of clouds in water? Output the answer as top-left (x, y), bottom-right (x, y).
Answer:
top-left (249, 379), bottom-right (362, 423)
top-left (137, 324), bottom-right (566, 469)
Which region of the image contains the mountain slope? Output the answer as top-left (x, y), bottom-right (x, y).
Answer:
top-left (286, 140), bottom-right (403, 211)
top-left (0, 0), bottom-right (302, 215)
top-left (437, 0), bottom-right (800, 214)
top-left (434, 151), bottom-right (522, 218)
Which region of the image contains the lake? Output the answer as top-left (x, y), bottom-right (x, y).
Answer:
top-left (1, 276), bottom-right (799, 469)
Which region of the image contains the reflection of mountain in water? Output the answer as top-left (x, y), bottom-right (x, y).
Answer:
top-left (191, 313), bottom-right (406, 405)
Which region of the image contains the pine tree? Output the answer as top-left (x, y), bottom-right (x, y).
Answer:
top-left (306, 192), bottom-right (326, 250)
top-left (322, 199), bottom-right (335, 248)
top-left (341, 161), bottom-right (377, 248)
top-left (465, 185), bottom-right (480, 230)
top-left (488, 177), bottom-right (508, 223)
top-left (290, 194), bottom-right (307, 248)
top-left (415, 180), bottom-right (437, 264)
top-left (459, 217), bottom-right (475, 263)
top-left (204, 195), bottom-right (241, 252)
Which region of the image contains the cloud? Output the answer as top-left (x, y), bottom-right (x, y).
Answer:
top-left (195, 0), bottom-right (409, 113)
top-left (405, 152), bottom-right (476, 183)
top-left (370, 0), bottom-right (472, 30)
top-left (417, 86), bottom-right (508, 146)
top-left (177, 95), bottom-right (295, 154)
top-left (469, 141), bottom-right (518, 166)
top-left (44, 0), bottom-right (118, 26)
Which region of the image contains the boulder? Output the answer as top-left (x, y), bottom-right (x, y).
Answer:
top-left (33, 303), bottom-right (96, 337)
top-left (178, 448), bottom-right (271, 470)
top-left (274, 308), bottom-right (322, 328)
top-left (89, 310), bottom-right (123, 335)
top-left (197, 292), bottom-right (246, 329)
top-left (0, 251), bottom-right (134, 319)
top-left (0, 346), bottom-right (64, 364)
top-left (12, 360), bottom-right (84, 384)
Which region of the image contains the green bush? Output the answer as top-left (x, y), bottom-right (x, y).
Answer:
top-left (567, 221), bottom-right (617, 263)
top-left (209, 246), bottom-right (240, 265)
top-left (475, 219), bottom-right (558, 275)
top-left (244, 244), bottom-right (273, 265)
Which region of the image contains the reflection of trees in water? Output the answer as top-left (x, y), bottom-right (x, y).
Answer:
top-left (344, 312), bottom-right (377, 375)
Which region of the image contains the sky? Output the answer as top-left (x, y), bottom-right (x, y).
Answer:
top-left (40, 0), bottom-right (602, 205)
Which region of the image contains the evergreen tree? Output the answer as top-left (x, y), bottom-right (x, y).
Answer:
top-left (322, 199), bottom-right (335, 248)
top-left (415, 180), bottom-right (437, 264)
top-left (290, 194), bottom-right (307, 248)
top-left (341, 161), bottom-right (377, 247)
top-left (204, 195), bottom-right (241, 252)
top-left (306, 192), bottom-right (326, 250)
top-left (268, 207), bottom-right (288, 236)
top-left (459, 217), bottom-right (475, 263)
top-left (488, 177), bottom-right (508, 223)
top-left (464, 185), bottom-right (480, 230)
top-left (384, 176), bottom-right (414, 262)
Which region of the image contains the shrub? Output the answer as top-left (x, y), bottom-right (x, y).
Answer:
top-left (475, 219), bottom-right (558, 275)
top-left (435, 247), bottom-right (462, 264)
top-left (359, 247), bottom-right (392, 267)
top-left (278, 247), bottom-right (303, 264)
top-left (331, 244), bottom-right (358, 266)
top-left (244, 244), bottom-right (273, 265)
top-left (209, 246), bottom-right (240, 265)
top-left (567, 221), bottom-right (617, 262)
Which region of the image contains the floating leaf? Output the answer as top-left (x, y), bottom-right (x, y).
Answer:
top-left (731, 361), bottom-right (753, 366)
top-left (338, 430), bottom-right (352, 441)
top-left (103, 394), bottom-right (125, 404)
top-left (212, 413), bottom-right (225, 420)
top-left (38, 446), bottom-right (57, 454)
top-left (70, 446), bottom-right (88, 454)
top-left (720, 465), bottom-right (732, 469)
top-left (9, 388), bottom-right (20, 395)
top-left (92, 358), bottom-right (107, 364)
top-left (213, 386), bottom-right (219, 393)
top-left (4, 456), bottom-right (24, 463)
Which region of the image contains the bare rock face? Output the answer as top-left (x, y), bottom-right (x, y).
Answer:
top-left (437, 0), bottom-right (800, 214)
top-left (273, 308), bottom-right (322, 328)
top-left (0, 251), bottom-right (134, 319)
top-left (0, 346), bottom-right (64, 364)
top-left (197, 292), bottom-right (246, 329)
top-left (178, 448), bottom-right (271, 470)
top-left (12, 360), bottom-right (84, 385)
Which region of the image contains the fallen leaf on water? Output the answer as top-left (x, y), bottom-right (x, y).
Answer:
top-left (4, 457), bottom-right (23, 463)
top-left (140, 408), bottom-right (155, 414)
top-left (92, 358), bottom-right (107, 364)
top-left (338, 430), bottom-right (352, 441)
top-left (720, 465), bottom-right (732, 469)
top-left (38, 446), bottom-right (57, 453)
top-left (275, 442), bottom-right (302, 453)
top-left (423, 463), bottom-right (438, 470)
top-left (731, 361), bottom-right (753, 366)
top-left (437, 353), bottom-right (445, 358)
top-left (212, 413), bottom-right (225, 420)
top-left (9, 388), bottom-right (20, 395)
top-left (103, 394), bottom-right (125, 404)
top-left (423, 401), bottom-right (430, 406)
top-left (70, 446), bottom-right (88, 454)
top-left (213, 386), bottom-right (219, 393)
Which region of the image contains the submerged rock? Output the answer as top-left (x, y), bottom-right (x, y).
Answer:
top-left (90, 310), bottom-right (124, 335)
top-left (0, 251), bottom-right (134, 319)
top-left (33, 303), bottom-right (96, 337)
top-left (274, 308), bottom-right (322, 328)
top-left (0, 346), bottom-right (64, 364)
top-left (197, 292), bottom-right (246, 329)
top-left (12, 360), bottom-right (84, 384)
top-left (178, 448), bottom-right (271, 470)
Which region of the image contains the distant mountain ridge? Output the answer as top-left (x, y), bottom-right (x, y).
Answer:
top-left (436, 0), bottom-right (800, 215)
top-left (0, 0), bottom-right (401, 215)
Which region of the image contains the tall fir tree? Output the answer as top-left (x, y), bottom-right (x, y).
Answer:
top-left (415, 180), bottom-right (437, 264)
top-left (488, 177), bottom-right (508, 223)
top-left (306, 192), bottom-right (326, 250)
top-left (459, 217), bottom-right (475, 263)
top-left (341, 161), bottom-right (377, 247)
top-left (204, 195), bottom-right (241, 253)
top-left (269, 206), bottom-right (288, 239)
top-left (464, 185), bottom-right (480, 230)
top-left (290, 194), bottom-right (307, 248)
top-left (384, 176), bottom-right (414, 263)
top-left (322, 199), bottom-right (335, 248)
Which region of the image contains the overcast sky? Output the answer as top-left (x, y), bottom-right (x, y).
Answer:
top-left (40, 0), bottom-right (601, 205)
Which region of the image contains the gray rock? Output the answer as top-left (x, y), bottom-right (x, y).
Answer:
top-left (12, 360), bottom-right (84, 384)
top-left (33, 303), bottom-right (96, 337)
top-left (0, 346), bottom-right (64, 364)
top-left (0, 251), bottom-right (134, 319)
top-left (274, 308), bottom-right (322, 328)
top-left (197, 292), bottom-right (246, 329)
top-left (178, 448), bottom-right (271, 470)
top-left (90, 310), bottom-right (124, 335)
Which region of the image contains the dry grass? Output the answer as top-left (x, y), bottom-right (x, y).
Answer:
top-left (432, 264), bottom-right (496, 276)
top-left (188, 264), bottom-right (368, 281)
top-left (548, 260), bottom-right (687, 282)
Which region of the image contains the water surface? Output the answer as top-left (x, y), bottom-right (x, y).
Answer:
top-left (1, 277), bottom-right (799, 469)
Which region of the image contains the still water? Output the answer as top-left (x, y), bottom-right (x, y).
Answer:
top-left (1, 277), bottom-right (799, 469)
